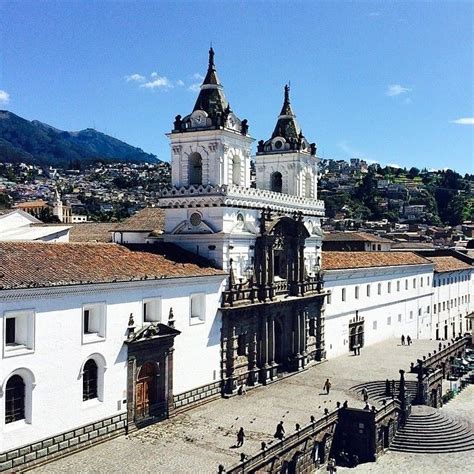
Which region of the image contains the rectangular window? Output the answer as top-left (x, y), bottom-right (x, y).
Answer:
top-left (373, 321), bottom-right (377, 330)
top-left (82, 304), bottom-right (106, 342)
top-left (3, 310), bottom-right (35, 355)
top-left (342, 288), bottom-right (346, 302)
top-left (420, 277), bottom-right (423, 287)
top-left (427, 306), bottom-right (430, 314)
top-left (410, 311), bottom-right (413, 320)
top-left (413, 278), bottom-right (416, 289)
top-left (366, 284), bottom-right (370, 297)
top-left (387, 282), bottom-right (391, 293)
top-left (237, 334), bottom-right (247, 356)
top-left (5, 318), bottom-right (15, 345)
top-left (190, 293), bottom-right (206, 323)
top-left (438, 303), bottom-right (441, 312)
top-left (398, 314), bottom-right (402, 322)
top-left (405, 279), bottom-right (408, 290)
top-left (397, 281), bottom-right (400, 292)
top-left (427, 277), bottom-right (430, 286)
top-left (327, 293), bottom-right (332, 304)
top-left (434, 305), bottom-right (437, 313)
top-left (387, 316), bottom-right (391, 326)
top-left (355, 286), bottom-right (359, 299)
top-left (309, 318), bottom-right (316, 337)
top-left (143, 298), bottom-right (162, 323)
top-left (418, 308), bottom-right (422, 316)
top-left (377, 283), bottom-right (381, 295)
top-left (443, 302), bottom-right (446, 311)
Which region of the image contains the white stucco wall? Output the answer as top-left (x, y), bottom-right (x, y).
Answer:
top-left (324, 264), bottom-right (434, 358)
top-left (0, 275), bottom-right (225, 451)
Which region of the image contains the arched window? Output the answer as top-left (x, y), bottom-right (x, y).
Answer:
top-left (232, 155), bottom-right (241, 185)
top-left (83, 359), bottom-right (98, 401)
top-left (188, 152), bottom-right (202, 185)
top-left (5, 375), bottom-right (25, 424)
top-left (271, 172), bottom-right (283, 193)
top-left (304, 173), bottom-right (312, 198)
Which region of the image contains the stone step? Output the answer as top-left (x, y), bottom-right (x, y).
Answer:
top-left (394, 431), bottom-right (474, 443)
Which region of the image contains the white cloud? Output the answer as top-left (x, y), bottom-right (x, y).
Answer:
top-left (188, 83), bottom-right (201, 92)
top-left (176, 79), bottom-right (185, 86)
top-left (140, 75), bottom-right (173, 90)
top-left (125, 74), bottom-right (145, 83)
top-left (386, 84), bottom-right (411, 96)
top-left (193, 73), bottom-right (204, 81)
top-left (0, 90), bottom-right (11, 104)
top-left (387, 163), bottom-right (402, 169)
top-left (450, 117), bottom-right (474, 125)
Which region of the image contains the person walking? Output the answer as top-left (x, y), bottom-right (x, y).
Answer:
top-left (361, 387), bottom-right (369, 402)
top-left (274, 421), bottom-right (285, 440)
top-left (401, 334), bottom-right (405, 346)
top-left (407, 335), bottom-right (412, 346)
top-left (236, 427), bottom-right (245, 447)
top-left (323, 378), bottom-right (332, 395)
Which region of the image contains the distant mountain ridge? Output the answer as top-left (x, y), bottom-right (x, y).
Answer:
top-left (0, 110), bottom-right (158, 165)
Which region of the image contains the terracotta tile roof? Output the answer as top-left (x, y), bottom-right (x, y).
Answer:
top-left (322, 251), bottom-right (431, 271)
top-left (424, 256), bottom-right (472, 273)
top-left (69, 223), bottom-right (113, 243)
top-left (0, 242), bottom-right (224, 290)
top-left (323, 232), bottom-right (392, 243)
top-left (111, 207), bottom-right (165, 233)
top-left (14, 200), bottom-right (49, 209)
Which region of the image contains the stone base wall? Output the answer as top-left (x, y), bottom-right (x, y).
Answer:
top-left (173, 380), bottom-right (222, 410)
top-left (0, 412), bottom-right (127, 472)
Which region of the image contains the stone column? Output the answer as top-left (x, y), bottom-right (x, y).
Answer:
top-left (248, 329), bottom-right (259, 386)
top-left (315, 300), bottom-right (326, 361)
top-left (259, 314), bottom-right (271, 384)
top-left (126, 356), bottom-right (137, 432)
top-left (269, 315), bottom-right (278, 379)
top-left (268, 243), bottom-right (274, 300)
top-left (298, 243), bottom-right (305, 295)
top-left (165, 348), bottom-right (175, 417)
top-left (225, 325), bottom-right (238, 394)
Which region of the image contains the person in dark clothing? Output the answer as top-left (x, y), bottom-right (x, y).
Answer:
top-left (401, 334), bottom-right (405, 346)
top-left (323, 378), bottom-right (332, 394)
top-left (406, 335), bottom-right (412, 346)
top-left (236, 427), bottom-right (245, 447)
top-left (274, 421), bottom-right (285, 440)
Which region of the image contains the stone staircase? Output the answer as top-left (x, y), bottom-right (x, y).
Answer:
top-left (350, 380), bottom-right (418, 403)
top-left (390, 405), bottom-right (474, 453)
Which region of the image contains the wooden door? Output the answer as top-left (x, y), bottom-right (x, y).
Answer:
top-left (136, 362), bottom-right (156, 419)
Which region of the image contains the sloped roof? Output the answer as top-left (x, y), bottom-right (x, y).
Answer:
top-left (111, 207), bottom-right (165, 233)
top-left (69, 223), bottom-right (113, 242)
top-left (322, 251), bottom-right (431, 271)
top-left (271, 84), bottom-right (302, 140)
top-left (0, 241), bottom-right (225, 290)
top-left (424, 256), bottom-right (472, 273)
top-left (323, 232), bottom-right (392, 243)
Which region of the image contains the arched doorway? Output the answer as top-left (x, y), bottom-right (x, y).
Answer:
top-left (349, 327), bottom-right (357, 352)
top-left (135, 362), bottom-right (158, 419)
top-left (232, 155), bottom-right (241, 185)
top-left (188, 152), bottom-right (203, 185)
top-left (271, 172), bottom-right (283, 193)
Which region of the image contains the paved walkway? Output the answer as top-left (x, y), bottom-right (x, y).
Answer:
top-left (33, 338), bottom-right (440, 473)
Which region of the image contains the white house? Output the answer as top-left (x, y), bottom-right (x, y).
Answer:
top-left (0, 241), bottom-right (225, 467)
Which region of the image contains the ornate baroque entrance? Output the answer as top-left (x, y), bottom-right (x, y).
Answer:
top-left (126, 321), bottom-right (180, 429)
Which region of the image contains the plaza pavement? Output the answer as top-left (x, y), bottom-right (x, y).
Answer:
top-left (32, 338), bottom-right (441, 474)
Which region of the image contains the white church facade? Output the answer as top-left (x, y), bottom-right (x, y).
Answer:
top-left (1, 49), bottom-right (472, 471)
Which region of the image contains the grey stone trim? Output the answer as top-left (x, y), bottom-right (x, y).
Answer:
top-left (0, 412), bottom-right (127, 472)
top-left (173, 380), bottom-right (222, 409)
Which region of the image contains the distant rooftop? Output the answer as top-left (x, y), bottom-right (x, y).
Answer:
top-left (322, 251), bottom-right (431, 271)
top-left (69, 222), bottom-right (113, 243)
top-left (111, 207), bottom-right (165, 233)
top-left (424, 256), bottom-right (472, 273)
top-left (323, 232), bottom-right (392, 243)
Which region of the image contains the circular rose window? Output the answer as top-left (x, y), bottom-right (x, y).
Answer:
top-left (189, 212), bottom-right (202, 227)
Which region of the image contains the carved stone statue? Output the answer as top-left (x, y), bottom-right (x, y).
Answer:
top-left (241, 119), bottom-right (249, 135)
top-left (257, 140), bottom-right (265, 153)
top-left (174, 115), bottom-right (182, 131)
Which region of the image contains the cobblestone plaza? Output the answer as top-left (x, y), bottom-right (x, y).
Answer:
top-left (32, 337), bottom-right (464, 474)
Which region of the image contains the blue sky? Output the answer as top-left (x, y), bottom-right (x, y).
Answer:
top-left (0, 1), bottom-right (472, 173)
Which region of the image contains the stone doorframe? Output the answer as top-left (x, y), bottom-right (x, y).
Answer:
top-left (125, 323), bottom-right (180, 430)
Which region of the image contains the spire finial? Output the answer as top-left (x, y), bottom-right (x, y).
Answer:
top-left (209, 46), bottom-right (215, 69)
top-left (284, 83), bottom-right (290, 104)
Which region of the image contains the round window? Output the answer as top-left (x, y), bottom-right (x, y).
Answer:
top-left (189, 212), bottom-right (202, 227)
top-left (274, 140), bottom-right (283, 149)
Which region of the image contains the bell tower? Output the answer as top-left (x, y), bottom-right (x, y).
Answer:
top-left (168, 48), bottom-right (252, 189)
top-left (255, 85), bottom-right (318, 199)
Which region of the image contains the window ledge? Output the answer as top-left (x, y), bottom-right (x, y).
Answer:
top-left (82, 398), bottom-right (103, 409)
top-left (4, 419), bottom-right (29, 432)
top-left (82, 333), bottom-right (105, 345)
top-left (189, 317), bottom-right (205, 326)
top-left (3, 344), bottom-right (34, 358)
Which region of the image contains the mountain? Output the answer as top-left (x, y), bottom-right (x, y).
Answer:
top-left (0, 110), bottom-right (158, 165)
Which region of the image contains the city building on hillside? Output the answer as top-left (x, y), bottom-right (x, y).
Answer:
top-left (323, 231), bottom-right (393, 252)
